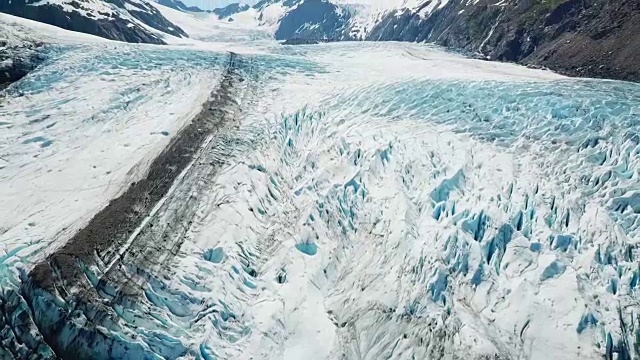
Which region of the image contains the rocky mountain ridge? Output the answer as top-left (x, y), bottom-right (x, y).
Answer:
top-left (0, 0), bottom-right (188, 44)
top-left (210, 2), bottom-right (250, 19)
top-left (156, 0), bottom-right (203, 12)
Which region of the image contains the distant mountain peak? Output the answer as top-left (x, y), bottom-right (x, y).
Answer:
top-left (155, 0), bottom-right (204, 12)
top-left (210, 3), bottom-right (250, 19)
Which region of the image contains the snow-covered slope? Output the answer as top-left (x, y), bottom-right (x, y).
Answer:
top-left (155, 0), bottom-right (204, 12)
top-left (0, 13), bottom-right (111, 44)
top-left (329, 0), bottom-right (441, 39)
top-left (0, 19), bottom-right (229, 358)
top-left (207, 0), bottom-right (452, 40)
top-left (233, 0), bottom-right (296, 33)
top-left (0, 0), bottom-right (188, 44)
top-left (0, 13), bottom-right (110, 86)
top-left (209, 0), bottom-right (344, 38)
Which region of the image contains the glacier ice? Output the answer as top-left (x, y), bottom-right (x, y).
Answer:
top-left (0, 31), bottom-right (638, 360)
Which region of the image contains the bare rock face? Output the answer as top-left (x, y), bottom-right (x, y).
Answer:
top-left (519, 0), bottom-right (640, 81)
top-left (0, 0), bottom-right (188, 45)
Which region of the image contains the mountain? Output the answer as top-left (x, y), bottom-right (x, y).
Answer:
top-left (0, 0), bottom-right (189, 44)
top-left (210, 3), bottom-right (250, 19)
top-left (273, 0), bottom-right (350, 40)
top-left (362, 0), bottom-right (640, 82)
top-left (209, 0), bottom-right (352, 39)
top-left (156, 0), bottom-right (203, 12)
top-left (0, 0), bottom-right (636, 80)
top-left (214, 0), bottom-right (639, 82)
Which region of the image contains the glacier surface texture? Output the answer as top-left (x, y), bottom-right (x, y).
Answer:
top-left (0, 15), bottom-right (639, 360)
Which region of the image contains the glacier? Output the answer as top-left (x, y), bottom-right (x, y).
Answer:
top-left (1, 13), bottom-right (640, 360)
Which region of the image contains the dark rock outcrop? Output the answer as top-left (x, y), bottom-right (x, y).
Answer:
top-left (0, 41), bottom-right (44, 88)
top-left (0, 0), bottom-right (188, 44)
top-left (365, 0), bottom-right (640, 82)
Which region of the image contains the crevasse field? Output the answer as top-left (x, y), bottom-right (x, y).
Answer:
top-left (0, 11), bottom-right (639, 360)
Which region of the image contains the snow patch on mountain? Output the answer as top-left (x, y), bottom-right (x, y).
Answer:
top-left (28, 0), bottom-right (117, 19)
top-left (204, 0), bottom-right (461, 41)
top-left (215, 0), bottom-right (292, 33)
top-left (0, 0), bottom-right (188, 43)
top-left (258, 2), bottom-right (289, 27)
top-left (330, 0), bottom-right (428, 38)
top-left (0, 13), bottom-right (109, 44)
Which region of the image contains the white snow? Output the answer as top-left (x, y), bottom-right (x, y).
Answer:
top-left (0, 13), bottom-right (110, 44)
top-left (25, 0), bottom-right (184, 42)
top-left (0, 14), bottom-right (225, 267)
top-left (308, 42), bottom-right (563, 82)
top-left (257, 3), bottom-right (288, 28)
top-left (151, 3), bottom-right (275, 44)
top-left (29, 0), bottom-right (117, 19)
top-left (331, 0), bottom-right (453, 38)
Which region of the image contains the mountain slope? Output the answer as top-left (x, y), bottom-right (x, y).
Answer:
top-left (156, 0), bottom-right (203, 12)
top-left (274, 0), bottom-right (351, 40)
top-left (210, 0), bottom-right (353, 40)
top-left (210, 3), bottom-right (250, 19)
top-left (0, 0), bottom-right (188, 44)
top-left (0, 13), bottom-right (109, 88)
top-left (218, 0), bottom-right (638, 81)
top-left (364, 0), bottom-right (640, 82)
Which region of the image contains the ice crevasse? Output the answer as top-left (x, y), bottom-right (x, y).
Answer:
top-left (0, 41), bottom-right (638, 360)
